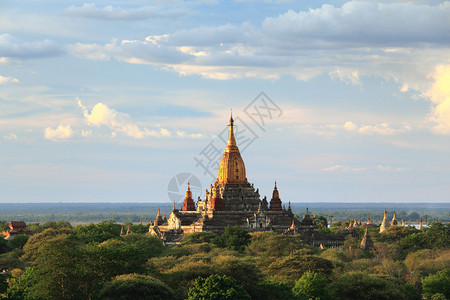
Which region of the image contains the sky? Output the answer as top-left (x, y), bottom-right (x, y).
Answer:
top-left (1, 0), bottom-right (450, 204)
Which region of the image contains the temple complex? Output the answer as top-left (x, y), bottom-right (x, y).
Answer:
top-left (150, 115), bottom-right (301, 243)
top-left (2, 221), bottom-right (32, 240)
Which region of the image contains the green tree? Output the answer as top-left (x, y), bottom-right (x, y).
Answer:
top-left (120, 234), bottom-right (165, 257)
top-left (7, 267), bottom-right (42, 300)
top-left (99, 273), bottom-right (174, 300)
top-left (6, 235), bottom-right (29, 250)
top-left (187, 274), bottom-right (251, 300)
top-left (312, 216), bottom-right (328, 228)
top-left (20, 236), bottom-right (92, 300)
top-left (0, 249), bottom-right (25, 270)
top-left (292, 271), bottom-right (332, 300)
top-left (181, 231), bottom-right (219, 245)
top-left (21, 227), bottom-right (75, 261)
top-left (431, 293), bottom-right (446, 300)
top-left (0, 271), bottom-right (9, 293)
top-left (421, 268), bottom-right (450, 299)
top-left (86, 238), bottom-right (150, 283)
top-left (330, 272), bottom-right (421, 300)
top-left (252, 277), bottom-right (295, 300)
top-left (219, 226), bottom-right (251, 252)
top-left (422, 222), bottom-right (450, 249)
top-left (75, 221), bottom-right (121, 243)
top-left (0, 237), bottom-right (9, 254)
top-left (246, 232), bottom-right (304, 257)
top-left (266, 251), bottom-right (334, 284)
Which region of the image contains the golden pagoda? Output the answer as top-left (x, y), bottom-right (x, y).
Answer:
top-left (217, 114), bottom-right (247, 184)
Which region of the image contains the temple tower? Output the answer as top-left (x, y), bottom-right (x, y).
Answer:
top-left (390, 212), bottom-right (398, 226)
top-left (360, 227), bottom-right (374, 250)
top-left (182, 183), bottom-right (196, 211)
top-left (210, 184), bottom-right (224, 211)
top-left (215, 114), bottom-right (260, 212)
top-left (379, 208), bottom-right (390, 233)
top-left (270, 182), bottom-right (282, 211)
top-left (217, 114), bottom-right (247, 184)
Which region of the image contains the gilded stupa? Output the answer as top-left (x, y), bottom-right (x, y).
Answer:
top-left (217, 114), bottom-right (247, 184)
top-left (149, 114), bottom-right (301, 241)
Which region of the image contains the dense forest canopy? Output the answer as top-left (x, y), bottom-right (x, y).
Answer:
top-left (0, 217), bottom-right (448, 299)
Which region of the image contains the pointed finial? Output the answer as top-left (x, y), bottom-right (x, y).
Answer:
top-left (274, 181), bottom-right (277, 189)
top-left (227, 112), bottom-right (237, 147)
top-left (172, 202), bottom-right (176, 211)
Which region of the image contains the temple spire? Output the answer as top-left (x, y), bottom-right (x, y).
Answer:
top-left (227, 111), bottom-right (237, 147)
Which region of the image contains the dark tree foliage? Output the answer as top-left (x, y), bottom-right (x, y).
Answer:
top-left (99, 273), bottom-right (175, 300)
top-left (421, 268), bottom-right (450, 299)
top-left (6, 235), bottom-right (29, 250)
top-left (330, 273), bottom-right (421, 300)
top-left (379, 226), bottom-right (419, 243)
top-left (122, 222), bottom-right (150, 235)
top-left (85, 238), bottom-right (150, 283)
top-left (7, 267), bottom-right (42, 300)
top-left (74, 221), bottom-right (122, 243)
top-left (21, 236), bottom-right (91, 300)
top-left (312, 215), bottom-right (328, 228)
top-left (120, 234), bottom-right (165, 257)
top-left (219, 225), bottom-right (251, 252)
top-left (293, 271), bottom-right (332, 300)
top-left (0, 221), bottom-right (9, 232)
top-left (246, 232), bottom-right (305, 257)
top-left (422, 222), bottom-right (450, 249)
top-left (252, 277), bottom-right (295, 300)
top-left (0, 249), bottom-right (25, 270)
top-left (188, 274), bottom-right (251, 300)
top-left (266, 250), bottom-right (334, 284)
top-left (181, 231), bottom-right (220, 245)
top-left (0, 237), bottom-right (9, 254)
top-left (21, 227), bottom-right (76, 261)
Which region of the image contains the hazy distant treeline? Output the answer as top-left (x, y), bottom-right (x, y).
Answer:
top-left (0, 202), bottom-right (448, 224)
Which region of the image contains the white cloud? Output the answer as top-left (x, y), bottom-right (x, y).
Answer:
top-left (45, 125), bottom-right (73, 140)
top-left (338, 121), bottom-right (411, 135)
top-left (176, 130), bottom-right (204, 138)
top-left (3, 133), bottom-right (17, 140)
top-left (262, 2), bottom-right (450, 46)
top-left (329, 69), bottom-right (360, 85)
top-left (65, 1), bottom-right (450, 89)
top-left (427, 65), bottom-right (450, 134)
top-left (358, 123), bottom-right (397, 135)
top-left (65, 3), bottom-right (190, 20)
top-left (323, 164), bottom-right (366, 172)
top-left (377, 165), bottom-right (402, 171)
top-left (343, 121), bottom-right (357, 131)
top-left (81, 129), bottom-right (92, 137)
top-left (0, 75), bottom-right (19, 85)
top-left (0, 34), bottom-right (64, 59)
top-left (77, 99), bottom-right (173, 139)
top-left (68, 38), bottom-right (190, 65)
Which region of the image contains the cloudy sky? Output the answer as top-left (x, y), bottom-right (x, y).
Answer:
top-left (1, 0), bottom-right (449, 204)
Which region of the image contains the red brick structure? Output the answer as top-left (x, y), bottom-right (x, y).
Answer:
top-left (2, 221), bottom-right (32, 240)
